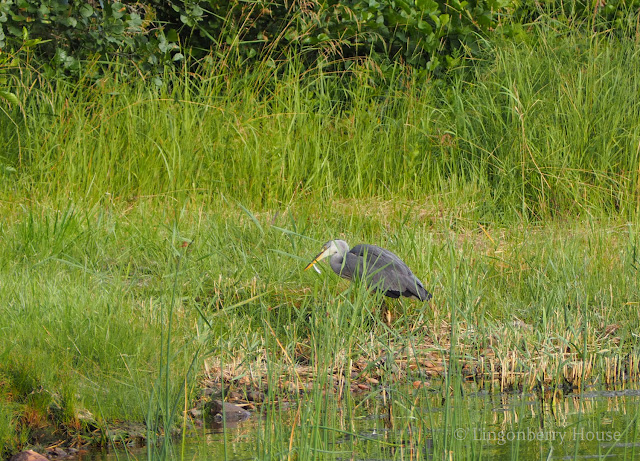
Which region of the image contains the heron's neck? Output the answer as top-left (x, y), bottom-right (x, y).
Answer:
top-left (329, 252), bottom-right (347, 277)
top-left (330, 252), bottom-right (344, 266)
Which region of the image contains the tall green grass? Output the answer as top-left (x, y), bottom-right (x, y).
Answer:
top-left (2, 26), bottom-right (640, 220)
top-left (0, 204), bottom-right (201, 455)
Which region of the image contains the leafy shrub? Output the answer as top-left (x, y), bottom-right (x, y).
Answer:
top-left (4, 0), bottom-right (637, 75)
top-left (1, 0), bottom-right (513, 73)
top-left (164, 0), bottom-right (514, 71)
top-left (0, 0), bottom-right (182, 72)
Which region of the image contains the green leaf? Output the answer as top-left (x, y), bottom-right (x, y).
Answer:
top-left (180, 14), bottom-right (194, 26)
top-left (61, 17), bottom-right (77, 27)
top-left (189, 5), bottom-right (204, 17)
top-left (417, 18), bottom-right (433, 33)
top-left (416, 0), bottom-right (439, 13)
top-left (394, 0), bottom-right (412, 15)
top-left (167, 29), bottom-right (179, 42)
top-left (24, 38), bottom-right (50, 47)
top-left (430, 12), bottom-right (441, 28)
top-left (79, 4), bottom-right (93, 18)
top-left (0, 90), bottom-right (19, 106)
top-left (110, 23), bottom-right (125, 35)
top-left (7, 25), bottom-right (22, 37)
top-left (111, 2), bottom-right (125, 19)
top-left (158, 38), bottom-right (169, 53)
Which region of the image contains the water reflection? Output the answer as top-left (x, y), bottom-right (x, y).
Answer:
top-left (85, 385), bottom-right (640, 460)
top-left (462, 386), bottom-right (640, 459)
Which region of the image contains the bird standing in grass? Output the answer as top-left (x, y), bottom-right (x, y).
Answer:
top-left (304, 239), bottom-right (432, 302)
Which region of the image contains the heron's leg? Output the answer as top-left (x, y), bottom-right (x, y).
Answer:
top-left (382, 300), bottom-right (392, 326)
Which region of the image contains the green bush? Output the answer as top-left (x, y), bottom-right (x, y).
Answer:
top-left (3, 1), bottom-right (638, 74)
top-left (182, 0), bottom-right (513, 70)
top-left (0, 0), bottom-right (182, 72)
top-left (1, 0), bottom-right (512, 73)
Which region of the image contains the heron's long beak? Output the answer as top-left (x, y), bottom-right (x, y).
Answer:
top-left (304, 246), bottom-right (330, 271)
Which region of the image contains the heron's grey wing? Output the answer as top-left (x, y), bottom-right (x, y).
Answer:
top-left (348, 245), bottom-right (410, 297)
top-left (349, 244), bottom-right (431, 300)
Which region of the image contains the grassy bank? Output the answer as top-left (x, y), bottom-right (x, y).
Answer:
top-left (1, 199), bottom-right (639, 457)
top-left (2, 24), bottom-right (640, 459)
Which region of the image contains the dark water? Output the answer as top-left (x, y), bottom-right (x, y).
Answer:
top-left (84, 386), bottom-right (640, 460)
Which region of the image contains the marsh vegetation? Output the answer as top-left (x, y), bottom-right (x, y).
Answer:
top-left (2, 2), bottom-right (640, 459)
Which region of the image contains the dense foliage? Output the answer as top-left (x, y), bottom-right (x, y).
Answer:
top-left (2, 0), bottom-right (504, 72)
top-left (0, 1), bottom-right (183, 71)
top-left (0, 0), bottom-right (510, 73)
top-left (3, 1), bottom-right (640, 75)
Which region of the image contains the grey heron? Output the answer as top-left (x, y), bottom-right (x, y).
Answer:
top-left (304, 240), bottom-right (432, 301)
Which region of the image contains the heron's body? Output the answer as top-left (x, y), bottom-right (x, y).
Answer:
top-left (305, 240), bottom-right (432, 301)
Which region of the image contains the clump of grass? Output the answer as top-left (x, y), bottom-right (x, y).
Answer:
top-left (0, 378), bottom-right (22, 459)
top-left (0, 204), bottom-right (201, 452)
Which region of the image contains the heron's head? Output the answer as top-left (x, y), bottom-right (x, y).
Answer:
top-left (304, 240), bottom-right (349, 272)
